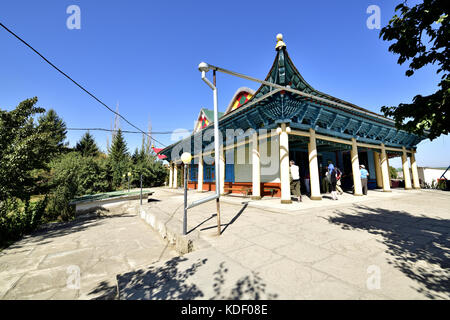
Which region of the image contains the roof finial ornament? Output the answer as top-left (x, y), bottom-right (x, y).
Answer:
top-left (275, 33), bottom-right (286, 51)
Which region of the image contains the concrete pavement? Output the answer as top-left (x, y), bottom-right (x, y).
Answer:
top-left (1, 188), bottom-right (449, 300)
top-left (0, 202), bottom-right (177, 300)
top-left (119, 188), bottom-right (450, 300)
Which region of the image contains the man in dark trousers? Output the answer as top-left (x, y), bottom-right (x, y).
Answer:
top-left (289, 160), bottom-right (302, 202)
top-left (360, 164), bottom-right (369, 195)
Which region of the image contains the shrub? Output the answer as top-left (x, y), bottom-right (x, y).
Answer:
top-left (46, 152), bottom-right (113, 221)
top-left (130, 155), bottom-right (168, 188)
top-left (0, 197), bottom-right (47, 247)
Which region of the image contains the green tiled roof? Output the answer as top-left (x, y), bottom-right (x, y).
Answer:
top-left (202, 108), bottom-right (224, 122)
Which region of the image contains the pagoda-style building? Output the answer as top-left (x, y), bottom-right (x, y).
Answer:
top-left (159, 34), bottom-right (426, 203)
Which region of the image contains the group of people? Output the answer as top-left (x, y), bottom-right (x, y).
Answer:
top-left (289, 160), bottom-right (370, 202)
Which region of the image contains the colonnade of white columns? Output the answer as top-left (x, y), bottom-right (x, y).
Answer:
top-left (169, 124), bottom-right (421, 202)
top-left (168, 162), bottom-right (180, 189)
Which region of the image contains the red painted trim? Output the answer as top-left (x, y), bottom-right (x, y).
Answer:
top-left (187, 182), bottom-right (281, 197)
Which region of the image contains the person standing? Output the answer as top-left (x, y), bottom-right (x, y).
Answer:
top-left (322, 167), bottom-right (330, 194)
top-left (360, 164), bottom-right (369, 195)
top-left (335, 167), bottom-right (344, 195)
top-left (289, 160), bottom-right (302, 202)
top-left (304, 170), bottom-right (310, 196)
top-left (327, 161), bottom-right (335, 175)
top-left (330, 167), bottom-right (338, 200)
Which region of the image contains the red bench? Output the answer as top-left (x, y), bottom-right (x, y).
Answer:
top-left (223, 186), bottom-right (252, 197)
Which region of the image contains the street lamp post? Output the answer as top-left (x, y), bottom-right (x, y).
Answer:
top-left (181, 152), bottom-right (192, 235)
top-left (180, 63), bottom-right (222, 237)
top-left (198, 62), bottom-right (222, 236)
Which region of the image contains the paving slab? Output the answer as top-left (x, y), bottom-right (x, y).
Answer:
top-left (117, 248), bottom-right (283, 300)
top-left (124, 187), bottom-right (449, 300)
top-left (2, 187), bottom-right (449, 300)
top-left (0, 206), bottom-right (177, 300)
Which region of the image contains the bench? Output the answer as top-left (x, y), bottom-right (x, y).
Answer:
top-left (263, 187), bottom-right (280, 197)
top-left (223, 186), bottom-right (252, 197)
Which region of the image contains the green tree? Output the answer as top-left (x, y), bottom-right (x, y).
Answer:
top-left (130, 146), bottom-right (167, 188)
top-left (0, 98), bottom-right (64, 245)
top-left (47, 152), bottom-right (112, 221)
top-left (108, 129), bottom-right (130, 188)
top-left (0, 98), bottom-right (66, 201)
top-left (38, 109), bottom-right (68, 153)
top-left (389, 166), bottom-right (398, 179)
top-left (380, 0), bottom-right (449, 140)
top-left (76, 132), bottom-right (99, 157)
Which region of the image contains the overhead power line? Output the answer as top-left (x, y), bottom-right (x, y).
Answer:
top-left (65, 128), bottom-right (192, 135)
top-left (0, 22), bottom-right (166, 147)
top-left (0, 126), bottom-right (192, 135)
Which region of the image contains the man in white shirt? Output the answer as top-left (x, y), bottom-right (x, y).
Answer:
top-left (289, 160), bottom-right (302, 202)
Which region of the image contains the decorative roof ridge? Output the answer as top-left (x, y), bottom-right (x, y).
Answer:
top-left (241, 34), bottom-right (393, 122)
top-left (224, 87), bottom-right (256, 114)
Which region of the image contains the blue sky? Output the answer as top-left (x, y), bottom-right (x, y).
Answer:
top-left (0, 0), bottom-right (448, 168)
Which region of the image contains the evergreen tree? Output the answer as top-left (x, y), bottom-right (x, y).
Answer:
top-left (108, 129), bottom-right (129, 188)
top-left (76, 132), bottom-right (99, 157)
top-left (130, 141), bottom-right (167, 188)
top-left (38, 109), bottom-right (67, 153)
top-left (0, 98), bottom-right (66, 200)
top-left (132, 147), bottom-right (140, 164)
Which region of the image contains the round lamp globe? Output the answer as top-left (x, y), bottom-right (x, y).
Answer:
top-left (181, 152), bottom-right (192, 164)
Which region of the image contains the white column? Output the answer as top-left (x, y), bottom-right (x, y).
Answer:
top-left (410, 150), bottom-right (420, 189)
top-left (279, 123), bottom-right (291, 204)
top-left (197, 154), bottom-right (203, 192)
top-left (402, 147), bottom-right (412, 190)
top-left (351, 138), bottom-right (363, 196)
top-left (169, 162), bottom-right (173, 188)
top-left (308, 128), bottom-right (322, 200)
top-left (219, 146), bottom-right (225, 195)
top-left (380, 144), bottom-right (391, 192)
top-left (373, 151), bottom-right (382, 188)
top-left (252, 132), bottom-right (261, 199)
top-left (173, 163), bottom-right (178, 189)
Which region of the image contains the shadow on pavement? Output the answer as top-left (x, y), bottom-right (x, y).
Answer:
top-left (5, 211), bottom-right (135, 251)
top-left (198, 203), bottom-right (248, 235)
top-left (211, 261), bottom-right (278, 300)
top-left (328, 204), bottom-right (450, 299)
top-left (88, 280), bottom-right (118, 300)
top-left (114, 255), bottom-right (278, 300)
